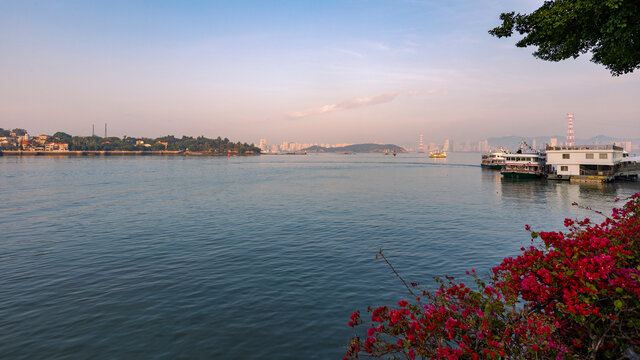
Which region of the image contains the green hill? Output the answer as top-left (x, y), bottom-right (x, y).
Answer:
top-left (304, 143), bottom-right (406, 153)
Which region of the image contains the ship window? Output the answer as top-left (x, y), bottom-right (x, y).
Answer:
top-left (599, 153), bottom-right (608, 159)
top-left (585, 153), bottom-right (594, 159)
top-left (562, 154), bottom-right (570, 159)
top-left (560, 166), bottom-right (568, 171)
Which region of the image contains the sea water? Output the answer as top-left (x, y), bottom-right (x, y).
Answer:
top-left (0, 153), bottom-right (637, 359)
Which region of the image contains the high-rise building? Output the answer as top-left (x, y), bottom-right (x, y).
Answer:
top-left (259, 138), bottom-right (267, 151)
top-left (478, 140), bottom-right (489, 152)
top-left (550, 138), bottom-right (558, 147)
top-left (464, 139), bottom-right (471, 152)
top-left (443, 139), bottom-right (450, 152)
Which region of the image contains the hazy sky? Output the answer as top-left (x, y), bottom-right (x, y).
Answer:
top-left (1, 0), bottom-right (639, 146)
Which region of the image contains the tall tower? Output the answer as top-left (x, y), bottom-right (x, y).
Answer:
top-left (104, 123), bottom-right (107, 138)
top-left (418, 134), bottom-right (424, 153)
top-left (566, 114), bottom-right (575, 147)
top-left (92, 124), bottom-right (95, 137)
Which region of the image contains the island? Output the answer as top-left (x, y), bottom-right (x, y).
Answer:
top-left (303, 143), bottom-right (406, 153)
top-left (0, 128), bottom-right (260, 156)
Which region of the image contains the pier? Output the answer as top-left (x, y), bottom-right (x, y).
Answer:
top-left (545, 145), bottom-right (640, 182)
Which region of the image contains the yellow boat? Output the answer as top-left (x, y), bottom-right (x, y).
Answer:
top-left (429, 151), bottom-right (446, 158)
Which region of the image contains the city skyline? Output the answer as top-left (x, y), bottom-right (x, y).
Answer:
top-left (1, 1), bottom-right (639, 144)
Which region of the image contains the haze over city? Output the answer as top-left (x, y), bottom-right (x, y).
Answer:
top-left (1, 0), bottom-right (639, 146)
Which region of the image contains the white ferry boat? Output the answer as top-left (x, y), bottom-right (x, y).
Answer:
top-left (501, 142), bottom-right (546, 179)
top-left (481, 148), bottom-right (509, 169)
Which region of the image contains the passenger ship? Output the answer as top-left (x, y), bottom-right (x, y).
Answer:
top-left (481, 148), bottom-right (509, 169)
top-left (429, 151), bottom-right (447, 158)
top-left (501, 142), bottom-right (546, 179)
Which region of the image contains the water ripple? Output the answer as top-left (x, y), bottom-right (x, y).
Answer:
top-left (0, 154), bottom-right (637, 359)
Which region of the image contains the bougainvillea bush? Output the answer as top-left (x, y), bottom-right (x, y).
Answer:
top-left (346, 194), bottom-right (640, 359)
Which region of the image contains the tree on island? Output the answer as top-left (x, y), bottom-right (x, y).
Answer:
top-left (489, 0), bottom-right (640, 76)
top-left (11, 128), bottom-right (28, 136)
top-left (52, 132), bottom-right (72, 143)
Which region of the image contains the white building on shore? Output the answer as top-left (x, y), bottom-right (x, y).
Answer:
top-left (546, 144), bottom-right (639, 182)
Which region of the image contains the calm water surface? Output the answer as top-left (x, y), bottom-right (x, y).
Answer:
top-left (1, 153), bottom-right (638, 359)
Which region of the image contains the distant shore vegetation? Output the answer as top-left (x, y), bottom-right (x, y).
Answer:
top-left (303, 143), bottom-right (406, 153)
top-left (0, 128), bottom-right (260, 154)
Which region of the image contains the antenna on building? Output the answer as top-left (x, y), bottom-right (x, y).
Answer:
top-left (566, 114), bottom-right (575, 147)
top-left (418, 134), bottom-right (424, 153)
top-left (104, 123), bottom-right (107, 138)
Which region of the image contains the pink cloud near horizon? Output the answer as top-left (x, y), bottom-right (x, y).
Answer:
top-left (289, 92), bottom-right (399, 118)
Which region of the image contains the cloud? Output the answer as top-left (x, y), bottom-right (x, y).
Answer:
top-left (407, 89), bottom-right (447, 96)
top-left (363, 41), bottom-right (390, 51)
top-left (289, 92), bottom-right (399, 119)
top-left (336, 49), bottom-right (365, 58)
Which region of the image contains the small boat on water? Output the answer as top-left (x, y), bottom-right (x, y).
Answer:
top-left (481, 148), bottom-right (510, 169)
top-left (429, 151), bottom-right (446, 158)
top-left (501, 142), bottom-right (546, 179)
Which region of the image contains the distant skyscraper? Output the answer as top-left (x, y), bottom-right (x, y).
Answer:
top-left (478, 139), bottom-right (489, 152)
top-left (259, 138), bottom-right (267, 151)
top-left (418, 134), bottom-right (424, 153)
top-left (550, 138), bottom-right (558, 147)
top-left (532, 139), bottom-right (537, 150)
top-left (443, 139), bottom-right (450, 152)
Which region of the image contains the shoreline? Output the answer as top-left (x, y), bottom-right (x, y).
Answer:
top-left (0, 150), bottom-right (260, 157)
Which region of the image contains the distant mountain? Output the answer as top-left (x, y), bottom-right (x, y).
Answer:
top-left (303, 143), bottom-right (406, 153)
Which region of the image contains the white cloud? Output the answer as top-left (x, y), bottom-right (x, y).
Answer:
top-left (289, 92), bottom-right (399, 118)
top-left (336, 49), bottom-right (365, 58)
top-left (363, 41), bottom-right (390, 51)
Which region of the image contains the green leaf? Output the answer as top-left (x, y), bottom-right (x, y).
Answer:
top-left (614, 299), bottom-right (623, 310)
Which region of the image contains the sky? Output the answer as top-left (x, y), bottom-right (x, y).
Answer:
top-left (1, 0), bottom-right (639, 147)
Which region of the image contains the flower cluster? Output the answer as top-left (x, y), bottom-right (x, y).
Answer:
top-left (345, 193), bottom-right (640, 359)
